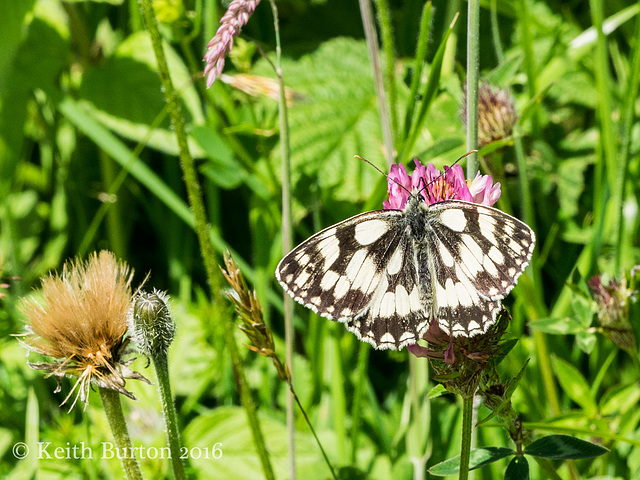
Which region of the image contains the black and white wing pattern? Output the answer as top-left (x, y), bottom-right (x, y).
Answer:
top-left (276, 195), bottom-right (535, 350)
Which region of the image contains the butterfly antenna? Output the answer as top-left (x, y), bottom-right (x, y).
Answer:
top-left (354, 155), bottom-right (413, 196)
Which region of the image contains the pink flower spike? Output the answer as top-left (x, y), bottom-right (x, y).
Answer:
top-left (203, 0), bottom-right (261, 88)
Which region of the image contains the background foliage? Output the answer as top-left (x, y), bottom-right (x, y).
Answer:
top-left (1, 0), bottom-right (639, 479)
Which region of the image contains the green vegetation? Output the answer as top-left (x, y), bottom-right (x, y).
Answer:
top-left (1, 1), bottom-right (639, 479)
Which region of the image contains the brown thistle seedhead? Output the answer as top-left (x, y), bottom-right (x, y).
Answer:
top-left (17, 251), bottom-right (150, 411)
top-left (461, 84), bottom-right (518, 146)
top-left (221, 251), bottom-right (290, 382)
top-left (203, 0), bottom-right (261, 88)
top-left (128, 289), bottom-right (176, 358)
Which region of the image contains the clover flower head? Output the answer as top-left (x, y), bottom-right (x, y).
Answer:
top-left (461, 84), bottom-right (518, 146)
top-left (588, 273), bottom-right (638, 353)
top-left (383, 158), bottom-right (500, 210)
top-left (203, 0), bottom-right (261, 88)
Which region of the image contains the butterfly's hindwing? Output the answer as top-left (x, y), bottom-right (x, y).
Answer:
top-left (422, 201), bottom-right (535, 336)
top-left (277, 195), bottom-right (536, 350)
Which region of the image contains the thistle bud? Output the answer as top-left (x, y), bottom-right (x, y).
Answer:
top-left (128, 289), bottom-right (176, 358)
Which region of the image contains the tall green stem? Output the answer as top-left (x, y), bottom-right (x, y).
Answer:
top-left (360, 0), bottom-right (395, 167)
top-left (267, 1), bottom-right (296, 478)
top-left (99, 388), bottom-right (144, 480)
top-left (373, 0), bottom-right (398, 144)
top-left (138, 1), bottom-right (274, 478)
top-left (153, 351), bottom-right (187, 480)
top-left (459, 394), bottom-right (474, 480)
top-left (466, 0), bottom-right (480, 177)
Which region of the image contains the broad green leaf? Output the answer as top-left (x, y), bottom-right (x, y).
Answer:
top-left (192, 126), bottom-right (245, 189)
top-left (0, 0), bottom-right (36, 91)
top-left (552, 356), bottom-right (596, 414)
top-left (79, 31), bottom-right (205, 156)
top-left (505, 456), bottom-right (530, 480)
top-left (256, 38), bottom-right (392, 202)
top-left (524, 434), bottom-right (608, 459)
top-left (184, 407), bottom-right (327, 479)
top-left (428, 447), bottom-right (514, 475)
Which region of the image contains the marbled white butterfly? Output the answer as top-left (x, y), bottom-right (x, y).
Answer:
top-left (276, 167), bottom-right (535, 350)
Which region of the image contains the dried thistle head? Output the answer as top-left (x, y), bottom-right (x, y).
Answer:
top-left (17, 251), bottom-right (150, 411)
top-left (461, 84), bottom-right (518, 146)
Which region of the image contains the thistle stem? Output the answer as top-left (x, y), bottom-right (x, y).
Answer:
top-left (153, 351), bottom-right (187, 480)
top-left (459, 394), bottom-right (474, 480)
top-left (99, 388), bottom-right (144, 480)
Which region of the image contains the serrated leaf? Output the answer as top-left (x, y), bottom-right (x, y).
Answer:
top-left (552, 356), bottom-right (596, 414)
top-left (505, 456), bottom-right (529, 480)
top-left (524, 434), bottom-right (608, 459)
top-left (256, 38), bottom-right (393, 202)
top-left (428, 447), bottom-right (514, 475)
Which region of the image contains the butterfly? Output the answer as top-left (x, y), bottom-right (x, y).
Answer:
top-left (276, 186), bottom-right (535, 350)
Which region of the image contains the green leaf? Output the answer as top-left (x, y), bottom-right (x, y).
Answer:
top-left (79, 31), bottom-right (205, 156)
top-left (184, 407), bottom-right (328, 479)
top-left (552, 356), bottom-right (597, 414)
top-left (428, 447), bottom-right (514, 475)
top-left (528, 317), bottom-right (586, 335)
top-left (524, 435), bottom-right (609, 460)
top-left (427, 384), bottom-right (449, 399)
top-left (505, 456), bottom-right (529, 480)
top-left (600, 383), bottom-right (640, 417)
top-left (257, 38), bottom-right (392, 203)
top-left (575, 331), bottom-right (597, 354)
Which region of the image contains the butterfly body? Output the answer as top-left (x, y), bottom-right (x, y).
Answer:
top-left (276, 191), bottom-right (535, 350)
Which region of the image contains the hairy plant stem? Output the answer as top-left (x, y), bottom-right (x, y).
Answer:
top-left (466, 0), bottom-right (480, 177)
top-left (373, 0), bottom-right (398, 145)
top-left (360, 0), bottom-right (395, 167)
top-left (459, 394), bottom-right (474, 480)
top-left (138, 1), bottom-right (274, 478)
top-left (153, 351), bottom-right (187, 480)
top-left (266, 1), bottom-right (296, 478)
top-left (99, 388), bottom-right (143, 480)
